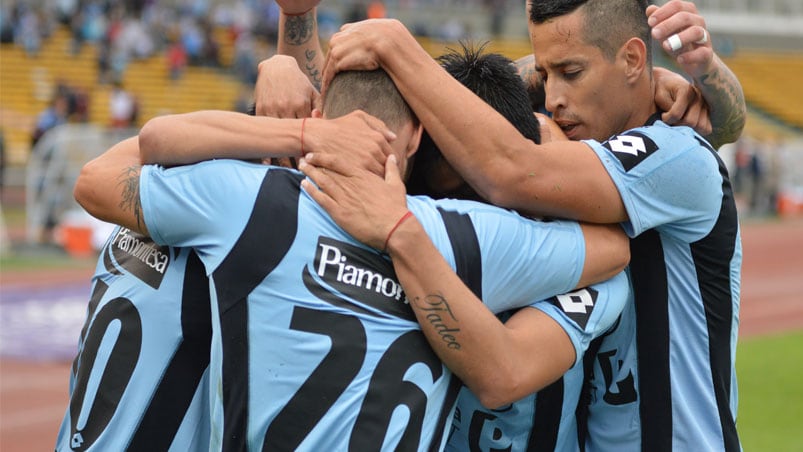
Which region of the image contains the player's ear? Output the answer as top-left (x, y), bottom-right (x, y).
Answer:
top-left (311, 109), bottom-right (323, 119)
top-left (406, 123), bottom-right (424, 159)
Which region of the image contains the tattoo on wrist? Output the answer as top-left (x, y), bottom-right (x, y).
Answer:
top-left (305, 49), bottom-right (322, 90)
top-left (284, 15), bottom-right (315, 46)
top-left (118, 166), bottom-right (144, 229)
top-left (413, 294), bottom-right (461, 350)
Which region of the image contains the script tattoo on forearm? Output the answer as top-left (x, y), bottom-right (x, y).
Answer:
top-left (283, 13), bottom-right (315, 46)
top-left (118, 166), bottom-right (144, 230)
top-left (412, 294), bottom-right (462, 350)
top-left (697, 61), bottom-right (746, 148)
top-left (305, 49), bottom-right (322, 90)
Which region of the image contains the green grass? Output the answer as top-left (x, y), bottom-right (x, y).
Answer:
top-left (737, 331), bottom-right (803, 451)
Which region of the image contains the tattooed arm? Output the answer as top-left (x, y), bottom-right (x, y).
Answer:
top-left (277, 1), bottom-right (324, 90)
top-left (647, 0), bottom-right (746, 148)
top-left (74, 136), bottom-right (149, 235)
top-left (254, 1), bottom-right (324, 117)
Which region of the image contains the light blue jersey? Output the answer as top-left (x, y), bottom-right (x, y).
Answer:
top-left (582, 116), bottom-right (742, 451)
top-left (140, 160), bottom-right (593, 451)
top-left (55, 226), bottom-right (212, 451)
top-left (446, 273), bottom-right (631, 452)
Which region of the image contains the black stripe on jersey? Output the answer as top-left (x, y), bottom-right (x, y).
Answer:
top-left (432, 207), bottom-right (482, 451)
top-left (630, 230), bottom-right (672, 452)
top-left (690, 146), bottom-right (741, 451)
top-left (213, 170), bottom-right (303, 451)
top-left (437, 208), bottom-right (482, 298)
top-left (527, 378), bottom-right (564, 451)
top-left (128, 250), bottom-right (212, 450)
top-left (576, 329), bottom-right (608, 452)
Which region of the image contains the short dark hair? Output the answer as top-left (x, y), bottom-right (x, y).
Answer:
top-left (407, 42), bottom-right (540, 200)
top-left (528, 0), bottom-right (651, 65)
top-left (322, 69), bottom-right (417, 130)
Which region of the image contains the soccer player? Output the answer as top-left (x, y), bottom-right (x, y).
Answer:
top-left (306, 0), bottom-right (744, 450)
top-left (74, 67), bottom-right (629, 450)
top-left (54, 226), bottom-right (212, 451)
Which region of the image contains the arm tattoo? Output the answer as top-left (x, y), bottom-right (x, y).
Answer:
top-left (117, 165), bottom-right (145, 230)
top-left (412, 294), bottom-right (462, 350)
top-left (283, 14), bottom-right (315, 46)
top-left (697, 63), bottom-right (746, 148)
top-left (305, 49), bottom-right (322, 90)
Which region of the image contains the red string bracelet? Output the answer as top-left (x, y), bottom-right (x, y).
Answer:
top-left (384, 210), bottom-right (414, 252)
top-left (283, 8), bottom-right (313, 17)
top-left (300, 117), bottom-right (308, 156)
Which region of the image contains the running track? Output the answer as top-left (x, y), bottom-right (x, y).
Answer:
top-left (2, 217), bottom-right (802, 450)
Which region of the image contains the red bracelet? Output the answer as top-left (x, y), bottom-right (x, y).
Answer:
top-left (283, 8), bottom-right (313, 17)
top-left (300, 117), bottom-right (308, 156)
top-left (384, 210), bottom-right (414, 252)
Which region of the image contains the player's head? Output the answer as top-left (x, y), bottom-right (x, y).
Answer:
top-left (407, 42), bottom-right (540, 201)
top-left (527, 0), bottom-right (653, 142)
top-left (320, 69), bottom-right (423, 179)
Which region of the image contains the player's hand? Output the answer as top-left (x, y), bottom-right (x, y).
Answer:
top-left (321, 19), bottom-right (414, 97)
top-left (300, 154), bottom-right (409, 251)
top-left (301, 110), bottom-right (397, 176)
top-left (254, 55), bottom-right (320, 118)
top-left (653, 67), bottom-right (712, 136)
top-left (535, 113), bottom-right (567, 143)
top-left (647, 0), bottom-right (714, 80)
top-left (276, 0), bottom-right (320, 15)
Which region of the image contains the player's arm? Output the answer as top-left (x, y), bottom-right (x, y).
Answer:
top-left (648, 0), bottom-right (746, 148)
top-left (74, 136), bottom-right (149, 235)
top-left (139, 109), bottom-right (394, 174)
top-left (277, 0), bottom-right (324, 90)
top-left (322, 20), bottom-right (627, 222)
top-left (252, 0), bottom-right (324, 118)
top-left (138, 111), bottom-right (305, 165)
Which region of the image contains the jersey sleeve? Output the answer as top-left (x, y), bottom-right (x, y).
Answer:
top-left (532, 271), bottom-right (630, 366)
top-left (584, 124), bottom-right (723, 241)
top-left (470, 206), bottom-right (586, 314)
top-left (140, 160), bottom-right (269, 271)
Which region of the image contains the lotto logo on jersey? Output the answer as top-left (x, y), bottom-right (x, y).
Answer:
top-left (548, 287), bottom-right (599, 330)
top-left (602, 131), bottom-right (658, 172)
top-left (106, 227), bottom-right (171, 289)
top-left (312, 237), bottom-right (414, 320)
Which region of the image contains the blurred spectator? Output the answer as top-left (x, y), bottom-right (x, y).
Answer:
top-left (32, 93), bottom-right (69, 146)
top-left (16, 4), bottom-right (43, 56)
top-left (109, 82), bottom-right (138, 129)
top-left (199, 19), bottom-right (221, 67)
top-left (484, 0), bottom-right (506, 37)
top-left (1, 4), bottom-right (15, 43)
top-left (0, 129), bottom-right (6, 191)
top-left (346, 1), bottom-right (368, 23)
top-left (366, 0), bottom-right (386, 19)
top-left (166, 34), bottom-right (188, 80)
top-left (233, 31), bottom-right (258, 85)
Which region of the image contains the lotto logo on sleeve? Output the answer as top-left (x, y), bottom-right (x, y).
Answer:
top-left (602, 131), bottom-right (658, 171)
top-left (548, 287), bottom-right (598, 330)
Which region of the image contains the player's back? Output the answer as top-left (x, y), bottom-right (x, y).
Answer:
top-left (140, 161), bottom-right (593, 451)
top-left (55, 226), bottom-right (212, 451)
